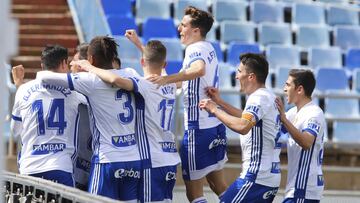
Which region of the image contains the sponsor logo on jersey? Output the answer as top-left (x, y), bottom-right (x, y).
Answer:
top-left (208, 138), bottom-right (226, 150)
top-left (114, 168), bottom-right (140, 179)
top-left (76, 156), bottom-right (91, 172)
top-left (112, 134), bottom-right (136, 147)
top-left (262, 188), bottom-right (278, 199)
top-left (245, 105), bottom-right (260, 115)
top-left (307, 119), bottom-right (321, 134)
top-left (32, 143), bottom-right (66, 155)
top-left (271, 162), bottom-right (281, 174)
top-left (160, 142), bottom-right (177, 153)
top-left (161, 85), bottom-right (175, 95)
top-left (165, 172), bottom-right (176, 181)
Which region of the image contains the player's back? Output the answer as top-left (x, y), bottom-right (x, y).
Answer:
top-left (69, 68), bottom-right (141, 164)
top-left (132, 77), bottom-right (181, 168)
top-left (13, 79), bottom-right (84, 175)
top-left (182, 41), bottom-right (221, 130)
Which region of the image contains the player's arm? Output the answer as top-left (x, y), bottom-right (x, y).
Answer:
top-left (125, 29), bottom-right (145, 53)
top-left (199, 99), bottom-right (254, 135)
top-left (275, 97), bottom-right (315, 150)
top-left (206, 87), bottom-right (242, 117)
top-left (36, 71), bottom-right (70, 88)
top-left (148, 60), bottom-right (205, 87)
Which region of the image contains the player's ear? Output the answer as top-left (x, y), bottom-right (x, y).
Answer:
top-left (140, 57), bottom-right (145, 66)
top-left (88, 55), bottom-right (93, 65)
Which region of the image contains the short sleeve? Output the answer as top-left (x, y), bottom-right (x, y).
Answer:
top-left (302, 116), bottom-right (322, 137)
top-left (186, 46), bottom-right (206, 67)
top-left (243, 95), bottom-right (265, 123)
top-left (129, 76), bottom-right (149, 98)
top-left (70, 72), bottom-right (96, 95)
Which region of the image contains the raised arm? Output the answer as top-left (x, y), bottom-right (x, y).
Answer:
top-left (206, 87), bottom-right (242, 117)
top-left (275, 97), bottom-right (315, 150)
top-left (125, 29), bottom-right (145, 53)
top-left (12, 65), bottom-right (25, 88)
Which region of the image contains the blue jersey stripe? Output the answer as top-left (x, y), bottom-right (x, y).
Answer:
top-left (12, 114), bottom-right (22, 121)
top-left (246, 120), bottom-right (263, 181)
top-left (67, 73), bottom-right (74, 90)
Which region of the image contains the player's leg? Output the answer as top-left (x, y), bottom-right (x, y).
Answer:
top-left (88, 162), bottom-right (117, 200)
top-left (115, 160), bottom-right (141, 202)
top-left (283, 198), bottom-right (320, 203)
top-left (205, 169), bottom-right (227, 197)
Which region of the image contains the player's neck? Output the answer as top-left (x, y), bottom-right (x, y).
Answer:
top-left (295, 97), bottom-right (312, 112)
top-left (143, 65), bottom-right (161, 77)
top-left (247, 83), bottom-right (266, 95)
top-left (186, 36), bottom-right (205, 46)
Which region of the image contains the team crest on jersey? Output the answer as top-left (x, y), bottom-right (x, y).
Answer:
top-left (73, 73), bottom-right (79, 80)
top-left (112, 134), bottom-right (136, 147)
top-left (317, 175), bottom-right (324, 186)
top-left (32, 143), bottom-right (66, 155)
top-left (306, 119), bottom-right (321, 134)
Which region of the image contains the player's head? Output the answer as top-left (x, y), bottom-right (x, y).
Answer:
top-left (236, 53), bottom-right (268, 94)
top-left (141, 40), bottom-right (167, 70)
top-left (112, 57), bottom-right (121, 69)
top-left (88, 36), bottom-right (118, 70)
top-left (71, 43), bottom-right (89, 73)
top-left (178, 6), bottom-right (214, 46)
top-left (284, 69), bottom-right (316, 104)
top-left (41, 45), bottom-right (69, 73)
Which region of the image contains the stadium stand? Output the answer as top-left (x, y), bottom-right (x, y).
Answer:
top-left (174, 0), bottom-right (208, 23)
top-left (213, 0), bottom-right (247, 22)
top-left (296, 25), bottom-right (330, 48)
top-left (250, 1), bottom-right (284, 23)
top-left (266, 45), bottom-right (301, 70)
top-left (346, 48), bottom-right (360, 71)
top-left (308, 47), bottom-right (343, 68)
top-left (107, 16), bottom-right (137, 36)
top-left (101, 0), bottom-right (133, 18)
top-left (165, 60), bottom-right (183, 75)
top-left (327, 5), bottom-right (359, 26)
top-left (315, 68), bottom-right (349, 92)
top-left (135, 0), bottom-right (171, 21)
top-left (292, 2), bottom-right (326, 25)
top-left (220, 21), bottom-right (256, 44)
top-left (153, 38), bottom-right (183, 61)
top-left (142, 18), bottom-right (178, 42)
top-left (334, 25), bottom-right (360, 50)
top-left (258, 23), bottom-right (292, 46)
top-left (226, 42), bottom-right (260, 66)
top-left (114, 36), bottom-right (141, 60)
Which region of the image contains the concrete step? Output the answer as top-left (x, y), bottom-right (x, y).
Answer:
top-left (13, 13), bottom-right (73, 26)
top-left (13, 0), bottom-right (67, 6)
top-left (12, 4), bottom-right (68, 14)
top-left (11, 56), bottom-right (40, 69)
top-left (19, 25), bottom-right (76, 35)
top-left (19, 46), bottom-right (76, 56)
top-left (19, 34), bottom-right (78, 48)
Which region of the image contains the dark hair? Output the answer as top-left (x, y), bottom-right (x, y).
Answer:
top-left (76, 43), bottom-right (89, 60)
top-left (184, 6), bottom-right (214, 38)
top-left (41, 45), bottom-right (68, 70)
top-left (143, 40), bottom-right (166, 66)
top-left (88, 36), bottom-right (118, 69)
top-left (113, 57), bottom-right (121, 69)
top-left (289, 69), bottom-right (316, 98)
top-left (239, 53), bottom-right (268, 84)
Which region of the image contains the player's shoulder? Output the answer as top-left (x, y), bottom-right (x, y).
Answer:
top-left (16, 79), bottom-right (37, 94)
top-left (303, 102), bottom-right (324, 118)
top-left (248, 88), bottom-right (275, 103)
top-left (115, 68), bottom-right (140, 77)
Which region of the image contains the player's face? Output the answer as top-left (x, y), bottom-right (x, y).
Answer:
top-left (236, 63), bottom-right (252, 93)
top-left (70, 52), bottom-right (80, 73)
top-left (284, 76), bottom-right (297, 104)
top-left (178, 15), bottom-right (197, 46)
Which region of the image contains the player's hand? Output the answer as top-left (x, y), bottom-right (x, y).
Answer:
top-left (12, 65), bottom-right (25, 87)
top-left (199, 99), bottom-right (217, 114)
top-left (147, 74), bottom-right (168, 88)
top-left (70, 60), bottom-right (93, 72)
top-left (205, 87), bottom-right (222, 104)
top-left (125, 29), bottom-right (140, 44)
top-left (275, 97), bottom-right (286, 121)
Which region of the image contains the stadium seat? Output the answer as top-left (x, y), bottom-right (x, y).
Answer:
top-left (250, 1), bottom-right (284, 23)
top-left (275, 67), bottom-right (292, 89)
top-left (213, 0), bottom-right (247, 22)
top-left (218, 62), bottom-right (236, 88)
top-left (258, 23), bottom-right (292, 46)
top-left (325, 97), bottom-right (360, 118)
top-left (107, 16), bottom-right (137, 35)
top-left (136, 0), bottom-right (171, 21)
top-left (122, 59), bottom-right (143, 75)
top-left (327, 5), bottom-right (359, 26)
top-left (165, 60), bottom-right (182, 75)
top-left (220, 21), bottom-right (256, 44)
top-left (206, 26), bottom-right (217, 42)
top-left (315, 68), bottom-right (349, 92)
top-left (352, 69), bottom-right (360, 93)
top-left (308, 47), bottom-right (342, 68)
top-left (333, 121), bottom-right (360, 143)
top-left (334, 26), bottom-right (360, 50)
top-left (101, 0), bottom-right (133, 17)
top-left (345, 48), bottom-right (360, 71)
top-left (142, 18), bottom-right (177, 42)
top-left (226, 42), bottom-right (261, 66)
top-left (152, 38), bottom-right (183, 61)
top-left (211, 41), bottom-right (224, 63)
top-left (266, 45), bottom-right (301, 70)
top-left (174, 0), bottom-right (207, 22)
top-left (292, 3), bottom-right (325, 25)
top-left (114, 36), bottom-right (141, 60)
top-left (296, 25), bottom-right (330, 48)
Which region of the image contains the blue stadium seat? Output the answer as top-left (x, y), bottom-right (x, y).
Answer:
top-left (142, 18), bottom-right (177, 42)
top-left (114, 36), bottom-right (141, 60)
top-left (211, 41), bottom-right (224, 63)
top-left (101, 0), bottom-right (132, 17)
top-left (275, 67), bottom-right (292, 89)
top-left (174, 0), bottom-right (207, 22)
top-left (334, 26), bottom-right (360, 50)
top-left (296, 25), bottom-right (330, 48)
top-left (122, 59), bottom-right (143, 75)
top-left (152, 38), bottom-right (183, 61)
top-left (213, 0), bottom-right (247, 22)
top-left (220, 21), bottom-right (256, 44)
top-left (308, 47), bottom-right (342, 68)
top-left (259, 23), bottom-right (292, 46)
top-left (266, 45), bottom-right (300, 70)
top-left (250, 1), bottom-right (284, 23)
top-left (325, 97), bottom-right (359, 118)
top-left (107, 16), bottom-right (137, 35)
top-left (328, 5), bottom-right (359, 26)
top-left (165, 60), bottom-right (182, 75)
top-left (346, 48), bottom-right (360, 71)
top-left (218, 63), bottom-right (236, 88)
top-left (315, 68), bottom-right (348, 92)
top-left (292, 3), bottom-right (325, 25)
top-left (227, 42), bottom-right (261, 66)
top-left (136, 0), bottom-right (171, 21)
top-left (333, 121), bottom-right (360, 143)
top-left (352, 69), bottom-right (360, 93)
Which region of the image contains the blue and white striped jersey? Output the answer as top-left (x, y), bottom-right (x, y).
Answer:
top-left (239, 88), bottom-right (281, 188)
top-left (11, 76), bottom-right (86, 175)
top-left (285, 101), bottom-right (325, 200)
top-left (182, 41), bottom-right (222, 130)
top-left (131, 76), bottom-right (181, 168)
top-left (37, 68), bottom-right (141, 164)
